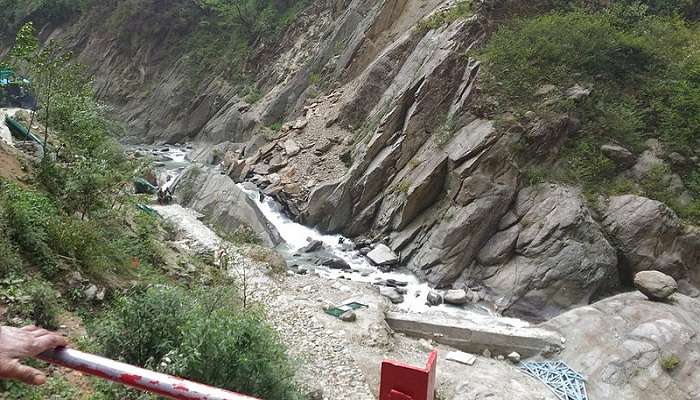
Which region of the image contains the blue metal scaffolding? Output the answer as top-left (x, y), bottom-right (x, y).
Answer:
top-left (519, 361), bottom-right (588, 400)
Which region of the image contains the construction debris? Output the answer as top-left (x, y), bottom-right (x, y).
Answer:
top-left (519, 361), bottom-right (588, 400)
top-left (446, 351), bottom-right (477, 366)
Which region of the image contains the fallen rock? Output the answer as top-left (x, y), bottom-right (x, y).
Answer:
top-left (284, 138), bottom-right (301, 156)
top-left (380, 287), bottom-right (404, 304)
top-left (366, 244), bottom-right (399, 266)
top-left (339, 310), bottom-right (357, 322)
top-left (566, 84), bottom-right (591, 100)
top-left (306, 388), bottom-right (323, 400)
top-left (444, 289), bottom-right (468, 305)
top-left (292, 119), bottom-right (308, 130)
top-left (634, 270), bottom-right (678, 301)
top-left (175, 167), bottom-right (282, 247)
top-left (601, 144), bottom-right (636, 167)
top-left (85, 284), bottom-right (98, 301)
top-left (507, 352), bottom-right (521, 364)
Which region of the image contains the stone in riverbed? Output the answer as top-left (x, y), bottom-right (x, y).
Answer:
top-left (427, 291), bottom-right (442, 306)
top-left (634, 270), bottom-right (678, 301)
top-left (300, 240), bottom-right (324, 253)
top-left (380, 287), bottom-right (404, 304)
top-left (366, 244), bottom-right (399, 266)
top-left (444, 289), bottom-right (469, 305)
top-left (318, 256), bottom-right (351, 270)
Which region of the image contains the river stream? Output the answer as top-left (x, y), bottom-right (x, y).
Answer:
top-left (132, 144), bottom-right (529, 328)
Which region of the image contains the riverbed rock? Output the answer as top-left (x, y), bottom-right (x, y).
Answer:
top-left (379, 287), bottom-right (404, 304)
top-left (444, 289), bottom-right (468, 305)
top-left (542, 292), bottom-right (700, 400)
top-left (634, 271), bottom-right (678, 301)
top-left (175, 167), bottom-right (282, 247)
top-left (300, 239), bottom-right (324, 253)
top-left (366, 244), bottom-right (399, 266)
top-left (318, 256), bottom-right (351, 270)
top-left (426, 291), bottom-right (442, 306)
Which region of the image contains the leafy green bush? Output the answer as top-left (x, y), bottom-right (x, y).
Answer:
top-left (0, 211), bottom-right (22, 278)
top-left (92, 285), bottom-right (300, 400)
top-left (0, 181), bottom-right (60, 276)
top-left (4, 279), bottom-right (62, 330)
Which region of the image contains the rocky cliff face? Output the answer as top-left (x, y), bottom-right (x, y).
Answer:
top-left (12, 0), bottom-right (699, 322)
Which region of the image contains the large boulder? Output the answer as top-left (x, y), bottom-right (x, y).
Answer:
top-left (634, 270), bottom-right (678, 301)
top-left (471, 185), bottom-right (619, 321)
top-left (175, 166), bottom-right (281, 247)
top-left (366, 244), bottom-right (399, 266)
top-left (542, 292), bottom-right (700, 400)
top-left (603, 195), bottom-right (699, 287)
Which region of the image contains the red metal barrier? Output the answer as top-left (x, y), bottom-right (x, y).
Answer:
top-left (379, 350), bottom-right (437, 400)
top-left (38, 348), bottom-right (259, 400)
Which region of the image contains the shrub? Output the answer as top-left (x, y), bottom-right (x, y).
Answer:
top-left (92, 285), bottom-right (300, 400)
top-left (0, 211), bottom-right (22, 278)
top-left (4, 279), bottom-right (62, 330)
top-left (0, 181), bottom-right (60, 276)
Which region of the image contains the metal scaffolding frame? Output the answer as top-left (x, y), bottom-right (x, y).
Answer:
top-left (519, 361), bottom-right (588, 400)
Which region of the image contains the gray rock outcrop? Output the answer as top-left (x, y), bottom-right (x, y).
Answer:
top-left (470, 185), bottom-right (619, 320)
top-left (543, 292), bottom-right (700, 400)
top-left (603, 195), bottom-right (699, 287)
top-left (175, 166), bottom-right (281, 247)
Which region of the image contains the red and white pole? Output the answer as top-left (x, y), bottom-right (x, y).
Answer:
top-left (38, 348), bottom-right (260, 400)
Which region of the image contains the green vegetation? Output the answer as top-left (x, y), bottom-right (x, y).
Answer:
top-left (92, 286), bottom-right (301, 400)
top-left (397, 180), bottom-right (411, 194)
top-left (0, 22), bottom-right (301, 399)
top-left (184, 0), bottom-right (311, 85)
top-left (660, 354), bottom-right (680, 371)
top-left (269, 121), bottom-right (283, 131)
top-left (481, 3), bottom-right (700, 222)
top-left (416, 1), bottom-right (472, 33)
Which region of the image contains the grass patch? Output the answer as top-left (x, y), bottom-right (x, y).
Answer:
top-left (416, 1), bottom-right (472, 33)
top-left (660, 354), bottom-right (680, 371)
